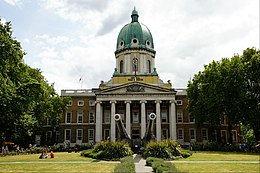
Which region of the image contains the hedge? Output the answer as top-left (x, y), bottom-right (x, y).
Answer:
top-left (114, 156), bottom-right (135, 173)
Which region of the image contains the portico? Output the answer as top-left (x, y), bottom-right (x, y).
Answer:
top-left (94, 82), bottom-right (177, 145)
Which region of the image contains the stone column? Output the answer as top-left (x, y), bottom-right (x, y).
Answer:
top-left (124, 101), bottom-right (131, 137)
top-left (140, 100), bottom-right (147, 139)
top-left (110, 101), bottom-right (117, 142)
top-left (155, 100), bottom-right (161, 141)
top-left (169, 100), bottom-right (177, 141)
top-left (95, 101), bottom-right (102, 142)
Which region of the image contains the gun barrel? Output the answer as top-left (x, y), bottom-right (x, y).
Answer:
top-left (114, 114), bottom-right (131, 140)
top-left (142, 113), bottom-right (156, 142)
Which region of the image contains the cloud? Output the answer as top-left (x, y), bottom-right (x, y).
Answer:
top-left (35, 34), bottom-right (71, 45)
top-left (4, 0), bottom-right (23, 7)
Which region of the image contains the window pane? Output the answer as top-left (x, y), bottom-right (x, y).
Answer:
top-left (133, 112), bottom-right (139, 123)
top-left (66, 112), bottom-right (71, 123)
top-left (105, 111), bottom-right (110, 123)
top-left (162, 111), bottom-right (167, 123)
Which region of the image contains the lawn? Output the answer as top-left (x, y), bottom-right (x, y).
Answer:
top-left (0, 152), bottom-right (118, 173)
top-left (174, 151), bottom-right (260, 173)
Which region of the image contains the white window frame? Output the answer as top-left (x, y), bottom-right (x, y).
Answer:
top-left (78, 100), bottom-right (84, 106)
top-left (177, 128), bottom-right (184, 140)
top-left (89, 100), bottom-right (95, 106)
top-left (77, 111), bottom-right (83, 123)
top-left (64, 129), bottom-right (71, 142)
top-left (177, 111), bottom-right (183, 123)
top-left (67, 100), bottom-right (72, 106)
top-left (46, 118), bottom-right (51, 126)
top-left (76, 129), bottom-right (83, 143)
top-left (89, 111), bottom-right (95, 123)
top-left (88, 129), bottom-right (94, 142)
top-left (176, 100), bottom-right (182, 105)
top-left (161, 111), bottom-right (167, 123)
top-left (66, 112), bottom-right (72, 124)
top-left (201, 128), bottom-right (208, 141)
top-left (104, 111), bottom-right (110, 124)
top-left (189, 128), bottom-right (196, 141)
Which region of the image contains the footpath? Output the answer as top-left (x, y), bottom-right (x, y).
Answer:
top-left (133, 154), bottom-right (153, 173)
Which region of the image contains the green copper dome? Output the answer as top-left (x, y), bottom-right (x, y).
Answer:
top-left (115, 8), bottom-right (155, 53)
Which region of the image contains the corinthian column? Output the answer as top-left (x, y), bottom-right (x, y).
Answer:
top-left (155, 100), bottom-right (161, 141)
top-left (169, 100), bottom-right (177, 141)
top-left (110, 101), bottom-right (117, 142)
top-left (124, 101), bottom-right (131, 136)
top-left (140, 100), bottom-right (147, 139)
top-left (95, 101), bottom-right (102, 142)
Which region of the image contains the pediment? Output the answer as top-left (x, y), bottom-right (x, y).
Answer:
top-left (98, 82), bottom-right (175, 94)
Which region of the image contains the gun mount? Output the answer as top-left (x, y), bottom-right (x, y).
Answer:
top-left (142, 113), bottom-right (156, 145)
top-left (114, 114), bottom-right (131, 142)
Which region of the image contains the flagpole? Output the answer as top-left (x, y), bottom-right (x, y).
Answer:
top-left (134, 57), bottom-right (137, 81)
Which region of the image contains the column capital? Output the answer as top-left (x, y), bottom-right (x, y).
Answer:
top-left (155, 100), bottom-right (162, 104)
top-left (110, 100), bottom-right (117, 104)
top-left (95, 101), bottom-right (102, 104)
top-left (124, 100), bottom-right (132, 104)
top-left (140, 100), bottom-right (147, 104)
top-left (169, 100), bottom-right (176, 104)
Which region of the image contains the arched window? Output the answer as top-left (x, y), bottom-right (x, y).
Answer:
top-left (120, 60), bottom-right (124, 73)
top-left (147, 60), bottom-right (151, 73)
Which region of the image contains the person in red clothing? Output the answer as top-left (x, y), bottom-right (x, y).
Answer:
top-left (50, 151), bottom-right (54, 158)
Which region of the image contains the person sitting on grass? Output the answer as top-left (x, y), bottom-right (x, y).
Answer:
top-left (50, 151), bottom-right (54, 158)
top-left (39, 152), bottom-right (45, 159)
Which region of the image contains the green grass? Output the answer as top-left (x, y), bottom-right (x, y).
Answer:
top-left (0, 152), bottom-right (118, 172)
top-left (174, 151), bottom-right (260, 173)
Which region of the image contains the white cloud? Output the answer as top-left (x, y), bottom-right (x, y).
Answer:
top-left (4, 0), bottom-right (23, 7)
top-left (14, 0), bottom-right (259, 93)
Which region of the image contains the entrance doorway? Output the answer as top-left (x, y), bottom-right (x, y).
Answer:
top-left (132, 129), bottom-right (141, 153)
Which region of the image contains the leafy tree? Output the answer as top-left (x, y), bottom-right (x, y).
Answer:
top-left (187, 48), bottom-right (260, 143)
top-left (0, 19), bottom-right (69, 146)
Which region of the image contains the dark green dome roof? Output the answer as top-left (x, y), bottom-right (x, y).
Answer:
top-left (115, 8), bottom-right (155, 53)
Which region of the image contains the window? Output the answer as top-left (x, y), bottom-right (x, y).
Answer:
top-left (89, 100), bottom-right (95, 106)
top-left (162, 129), bottom-right (168, 139)
top-left (120, 60), bottom-right (124, 73)
top-left (77, 111), bottom-right (83, 123)
top-left (133, 111), bottom-right (139, 123)
top-left (177, 129), bottom-right (184, 140)
top-left (189, 113), bottom-right (195, 123)
top-left (161, 111), bottom-right (167, 123)
top-left (232, 130), bottom-right (237, 142)
top-left (189, 128), bottom-right (196, 141)
top-left (104, 129), bottom-right (110, 140)
top-left (147, 60), bottom-right (151, 73)
top-left (77, 129), bottom-right (83, 141)
top-left (104, 111), bottom-right (110, 124)
top-left (177, 111), bottom-right (183, 123)
top-left (176, 100), bottom-right (182, 105)
top-left (65, 129), bottom-right (71, 141)
top-left (66, 112), bottom-right (72, 123)
top-left (67, 100), bottom-right (72, 106)
top-left (221, 130), bottom-right (227, 143)
top-left (201, 129), bottom-right (208, 140)
top-left (212, 130), bottom-right (217, 142)
top-left (89, 111), bottom-right (95, 123)
top-left (78, 100), bottom-right (84, 106)
top-left (88, 129), bottom-right (94, 142)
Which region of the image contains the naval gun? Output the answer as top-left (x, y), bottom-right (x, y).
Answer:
top-left (114, 114), bottom-right (131, 143)
top-left (142, 113), bottom-right (156, 145)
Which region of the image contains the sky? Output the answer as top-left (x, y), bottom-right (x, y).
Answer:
top-left (1, 0), bottom-right (259, 94)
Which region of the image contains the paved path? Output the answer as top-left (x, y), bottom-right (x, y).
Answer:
top-left (133, 154), bottom-right (153, 173)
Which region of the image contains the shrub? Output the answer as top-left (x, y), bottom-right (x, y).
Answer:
top-left (82, 141), bottom-right (132, 160)
top-left (114, 156), bottom-right (135, 173)
top-left (146, 157), bottom-right (163, 166)
top-left (147, 157), bottom-right (181, 173)
top-left (142, 140), bottom-right (182, 159)
top-left (181, 151), bottom-right (192, 158)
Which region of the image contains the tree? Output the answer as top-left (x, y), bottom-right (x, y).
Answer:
top-left (0, 19), bottom-right (69, 146)
top-left (187, 48), bottom-right (260, 143)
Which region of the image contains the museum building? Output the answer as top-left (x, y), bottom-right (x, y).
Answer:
top-left (45, 9), bottom-right (240, 147)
